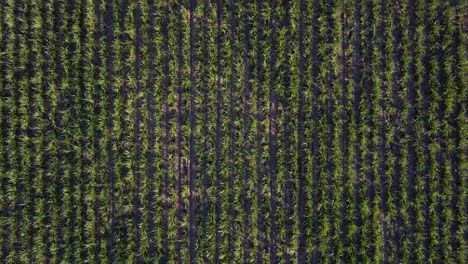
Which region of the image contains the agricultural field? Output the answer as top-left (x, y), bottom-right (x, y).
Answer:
top-left (0, 0), bottom-right (466, 263)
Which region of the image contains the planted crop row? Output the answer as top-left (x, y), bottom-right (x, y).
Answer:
top-left (0, 0), bottom-right (466, 263)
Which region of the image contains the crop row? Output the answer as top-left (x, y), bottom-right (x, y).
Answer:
top-left (0, 0), bottom-right (466, 263)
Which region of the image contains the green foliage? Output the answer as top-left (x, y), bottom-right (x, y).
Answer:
top-left (0, 0), bottom-right (465, 263)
